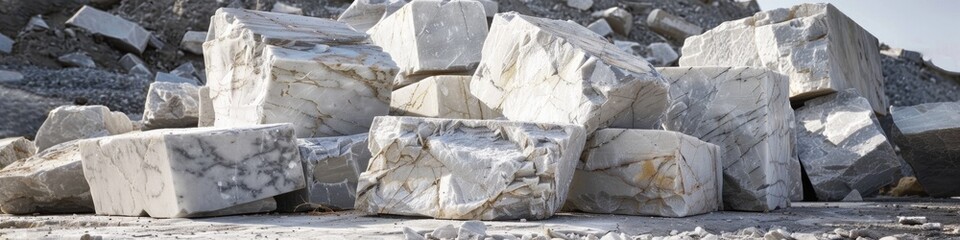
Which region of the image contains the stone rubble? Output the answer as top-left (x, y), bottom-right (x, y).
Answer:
top-left (356, 116), bottom-right (586, 220)
top-left (66, 5), bottom-right (151, 54)
top-left (142, 82), bottom-right (201, 130)
top-left (271, 2), bottom-right (303, 15)
top-left (119, 53), bottom-right (150, 76)
top-left (34, 105), bottom-right (134, 152)
top-left (0, 137), bottom-right (36, 169)
top-left (646, 9), bottom-right (703, 41)
top-left (337, 0), bottom-right (410, 32)
top-left (592, 7), bottom-right (632, 36)
top-left (390, 75), bottom-right (498, 119)
top-left (566, 0), bottom-right (593, 11)
top-left (645, 42), bottom-right (679, 66)
top-left (891, 101), bottom-right (960, 198)
top-left (0, 33), bottom-right (12, 54)
top-left (274, 134), bottom-right (370, 212)
top-left (170, 62), bottom-right (202, 83)
top-left (57, 52), bottom-right (97, 68)
top-left (179, 31), bottom-right (206, 55)
top-left (476, 0), bottom-right (499, 18)
top-left (0, 141), bottom-right (93, 214)
top-left (24, 15), bottom-right (49, 32)
top-left (586, 19), bottom-right (613, 37)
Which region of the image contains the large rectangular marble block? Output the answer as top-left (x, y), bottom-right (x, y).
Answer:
top-left (275, 134), bottom-right (370, 212)
top-left (65, 5), bottom-right (150, 53)
top-left (679, 3), bottom-right (889, 115)
top-left (659, 67), bottom-right (795, 211)
top-left (471, 13), bottom-right (669, 134)
top-left (891, 102), bottom-right (960, 198)
top-left (565, 129), bottom-right (722, 217)
top-left (78, 124), bottom-right (305, 218)
top-left (356, 116), bottom-right (586, 220)
top-left (390, 75), bottom-right (498, 119)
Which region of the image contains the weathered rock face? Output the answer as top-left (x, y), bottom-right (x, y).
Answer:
top-left (680, 3), bottom-right (889, 115)
top-left (390, 75), bottom-right (498, 119)
top-left (659, 66), bottom-right (794, 211)
top-left (204, 8), bottom-right (397, 138)
top-left (356, 116), bottom-right (586, 220)
top-left (337, 0), bottom-right (409, 32)
top-left (646, 9), bottom-right (702, 41)
top-left (565, 129), bottom-right (722, 217)
top-left (891, 101), bottom-right (960, 198)
top-left (0, 141), bottom-right (93, 215)
top-left (275, 134), bottom-right (370, 212)
top-left (78, 124), bottom-right (305, 218)
top-left (65, 5), bottom-right (150, 54)
top-left (471, 13), bottom-right (669, 134)
top-left (143, 82), bottom-right (200, 130)
top-left (0, 137), bottom-right (36, 169)
top-left (34, 105), bottom-right (134, 152)
top-left (197, 86), bottom-right (214, 127)
top-left (795, 89), bottom-right (902, 200)
top-left (368, 0), bottom-right (488, 87)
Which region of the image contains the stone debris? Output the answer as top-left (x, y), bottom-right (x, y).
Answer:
top-left (841, 190), bottom-right (862, 202)
top-left (0, 141), bottom-right (93, 214)
top-left (179, 31), bottom-right (206, 55)
top-left (24, 15), bottom-right (49, 32)
top-left (155, 72), bottom-right (201, 86)
top-left (0, 33), bottom-right (12, 54)
top-left (646, 9), bottom-right (703, 40)
top-left (586, 19), bottom-right (613, 37)
top-left (275, 134), bottom-right (370, 212)
top-left (0, 70), bottom-right (24, 82)
top-left (337, 0), bottom-right (410, 32)
top-left (142, 82), bottom-right (201, 130)
top-left (368, 0), bottom-right (488, 87)
top-left (356, 116), bottom-right (586, 220)
top-left (645, 42), bottom-right (679, 66)
top-left (458, 221), bottom-right (487, 240)
top-left (34, 105), bottom-right (134, 152)
top-left (794, 89), bottom-right (902, 200)
top-left (566, 129), bottom-right (723, 217)
top-left (119, 53), bottom-right (150, 76)
top-left (197, 86), bottom-right (214, 127)
top-left (680, 3), bottom-right (889, 115)
top-left (66, 5), bottom-right (150, 54)
top-left (891, 101), bottom-right (960, 197)
top-left (659, 66), bottom-right (795, 211)
top-left (0, 137), bottom-right (36, 169)
top-left (566, 0), bottom-right (593, 11)
top-left (592, 7), bottom-right (632, 36)
top-left (78, 124), bottom-right (304, 218)
top-left (472, 13), bottom-right (669, 134)
top-left (390, 75), bottom-right (498, 119)
top-left (204, 8), bottom-right (395, 138)
top-left (898, 216), bottom-right (928, 226)
top-left (921, 223), bottom-right (942, 231)
top-left (57, 52), bottom-right (96, 68)
top-left (271, 2), bottom-right (303, 15)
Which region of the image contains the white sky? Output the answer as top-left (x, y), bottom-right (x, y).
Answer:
top-left (758, 0), bottom-right (960, 71)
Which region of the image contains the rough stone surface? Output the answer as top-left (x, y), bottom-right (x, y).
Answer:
top-left (0, 137), bottom-right (36, 170)
top-left (679, 3), bottom-right (889, 115)
top-left (337, 0), bottom-right (410, 32)
top-left (795, 89), bottom-right (902, 200)
top-left (0, 141), bottom-right (93, 215)
top-left (586, 19), bottom-right (613, 37)
top-left (659, 66), bottom-right (795, 212)
top-left (891, 101), bottom-right (960, 198)
top-left (179, 31), bottom-right (206, 55)
top-left (197, 86), bottom-right (214, 127)
top-left (275, 134), bottom-right (370, 212)
top-left (65, 5), bottom-right (150, 54)
top-left (34, 105), bottom-right (134, 152)
top-left (356, 116), bottom-right (587, 220)
top-left (390, 75), bottom-right (498, 119)
top-left (472, 13), bottom-right (669, 134)
top-left (592, 7), bottom-right (632, 36)
top-left (0, 33), bottom-right (12, 54)
top-left (566, 129), bottom-right (723, 217)
top-left (142, 82), bottom-right (200, 130)
top-left (57, 52), bottom-right (96, 68)
top-left (78, 124), bottom-right (305, 218)
top-left (646, 9), bottom-right (703, 41)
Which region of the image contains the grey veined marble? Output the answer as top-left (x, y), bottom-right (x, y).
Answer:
top-left (680, 3), bottom-right (889, 115)
top-left (0, 141), bottom-right (93, 214)
top-left (143, 82), bottom-right (200, 130)
top-left (275, 134), bottom-right (370, 212)
top-left (356, 116), bottom-right (586, 220)
top-left (78, 124), bottom-right (305, 218)
top-left (0, 137), bottom-right (36, 169)
top-left (204, 8), bottom-right (398, 138)
top-left (795, 89), bottom-right (901, 201)
top-left (34, 105), bottom-right (135, 152)
top-left (471, 13), bottom-right (669, 134)
top-left (891, 101), bottom-right (960, 198)
top-left (390, 75), bottom-right (499, 119)
top-left (660, 66), bottom-right (796, 212)
top-left (565, 129), bottom-right (723, 217)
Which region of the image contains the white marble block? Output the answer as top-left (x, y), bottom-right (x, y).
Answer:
top-left (356, 116), bottom-right (586, 220)
top-left (680, 3), bottom-right (889, 115)
top-left (659, 67), bottom-right (795, 212)
top-left (143, 82), bottom-right (201, 130)
top-left (0, 141), bottom-right (93, 214)
top-left (204, 8), bottom-right (397, 138)
top-left (78, 124), bottom-right (305, 218)
top-left (891, 101), bottom-right (960, 198)
top-left (338, 0), bottom-right (410, 32)
top-left (565, 129), bottom-right (722, 217)
top-left (275, 134), bottom-right (370, 212)
top-left (34, 105), bottom-right (134, 152)
top-left (795, 89), bottom-right (902, 201)
top-left (368, 0), bottom-right (488, 87)
top-left (390, 75), bottom-right (498, 119)
top-left (0, 137), bottom-right (36, 169)
top-left (471, 13), bottom-right (669, 134)
top-left (65, 5), bottom-right (150, 53)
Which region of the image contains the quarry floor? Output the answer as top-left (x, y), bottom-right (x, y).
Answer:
top-left (0, 198), bottom-right (958, 239)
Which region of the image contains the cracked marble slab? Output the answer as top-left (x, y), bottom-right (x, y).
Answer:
top-left (0, 137), bottom-right (36, 169)
top-left (891, 101), bottom-right (960, 198)
top-left (390, 75), bottom-right (499, 119)
top-left (356, 116), bottom-right (586, 220)
top-left (275, 134), bottom-right (370, 212)
top-left (143, 82), bottom-right (200, 130)
top-left (34, 105), bottom-right (134, 152)
top-left (0, 141), bottom-right (93, 214)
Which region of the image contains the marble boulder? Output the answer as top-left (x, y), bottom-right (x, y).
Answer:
top-left (0, 141), bottom-right (93, 214)
top-left (78, 124), bottom-right (305, 218)
top-left (275, 134), bottom-right (370, 212)
top-left (390, 75), bottom-right (498, 119)
top-left (0, 137), bottom-right (36, 169)
top-left (891, 101), bottom-right (960, 198)
top-left (34, 105), bottom-right (134, 152)
top-left (356, 116), bottom-right (586, 220)
top-left (142, 82), bottom-right (201, 130)
top-left (565, 129), bottom-right (723, 217)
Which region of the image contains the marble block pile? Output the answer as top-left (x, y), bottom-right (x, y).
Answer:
top-left (891, 102), bottom-right (960, 198)
top-left (142, 82), bottom-right (201, 130)
top-left (680, 3), bottom-right (889, 115)
top-left (34, 105), bottom-right (135, 152)
top-left (275, 134), bottom-right (370, 212)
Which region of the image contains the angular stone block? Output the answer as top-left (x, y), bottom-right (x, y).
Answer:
top-left (0, 33), bottom-right (12, 54)
top-left (197, 86), bottom-right (214, 127)
top-left (58, 52), bottom-right (96, 68)
top-left (119, 53), bottom-right (150, 76)
top-left (0, 70), bottom-right (23, 82)
top-left (679, 3), bottom-right (889, 115)
top-left (356, 116), bottom-right (587, 220)
top-left (891, 101), bottom-right (960, 198)
top-left (646, 42), bottom-right (678, 66)
top-left (471, 13), bottom-right (669, 134)
top-left (337, 0), bottom-right (409, 32)
top-left (659, 66), bottom-right (795, 211)
top-left (66, 5), bottom-right (150, 54)
top-left (565, 129), bottom-right (722, 217)
top-left (566, 0), bottom-right (592, 11)
top-left (275, 134), bottom-right (370, 212)
top-left (142, 82), bottom-right (201, 129)
top-left (0, 141), bottom-right (93, 214)
top-left (795, 89), bottom-right (902, 200)
top-left (0, 137), bottom-right (36, 169)
top-left (368, 0), bottom-right (488, 87)
top-left (180, 31), bottom-right (206, 55)
top-left (390, 75), bottom-right (498, 119)
top-left (646, 9), bottom-right (702, 40)
top-left (34, 105), bottom-right (134, 152)
top-left (155, 72), bottom-right (201, 86)
top-left (271, 2), bottom-right (302, 15)
top-left (586, 19), bottom-right (613, 37)
top-left (592, 7), bottom-right (632, 36)
top-left (78, 124), bottom-right (305, 218)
